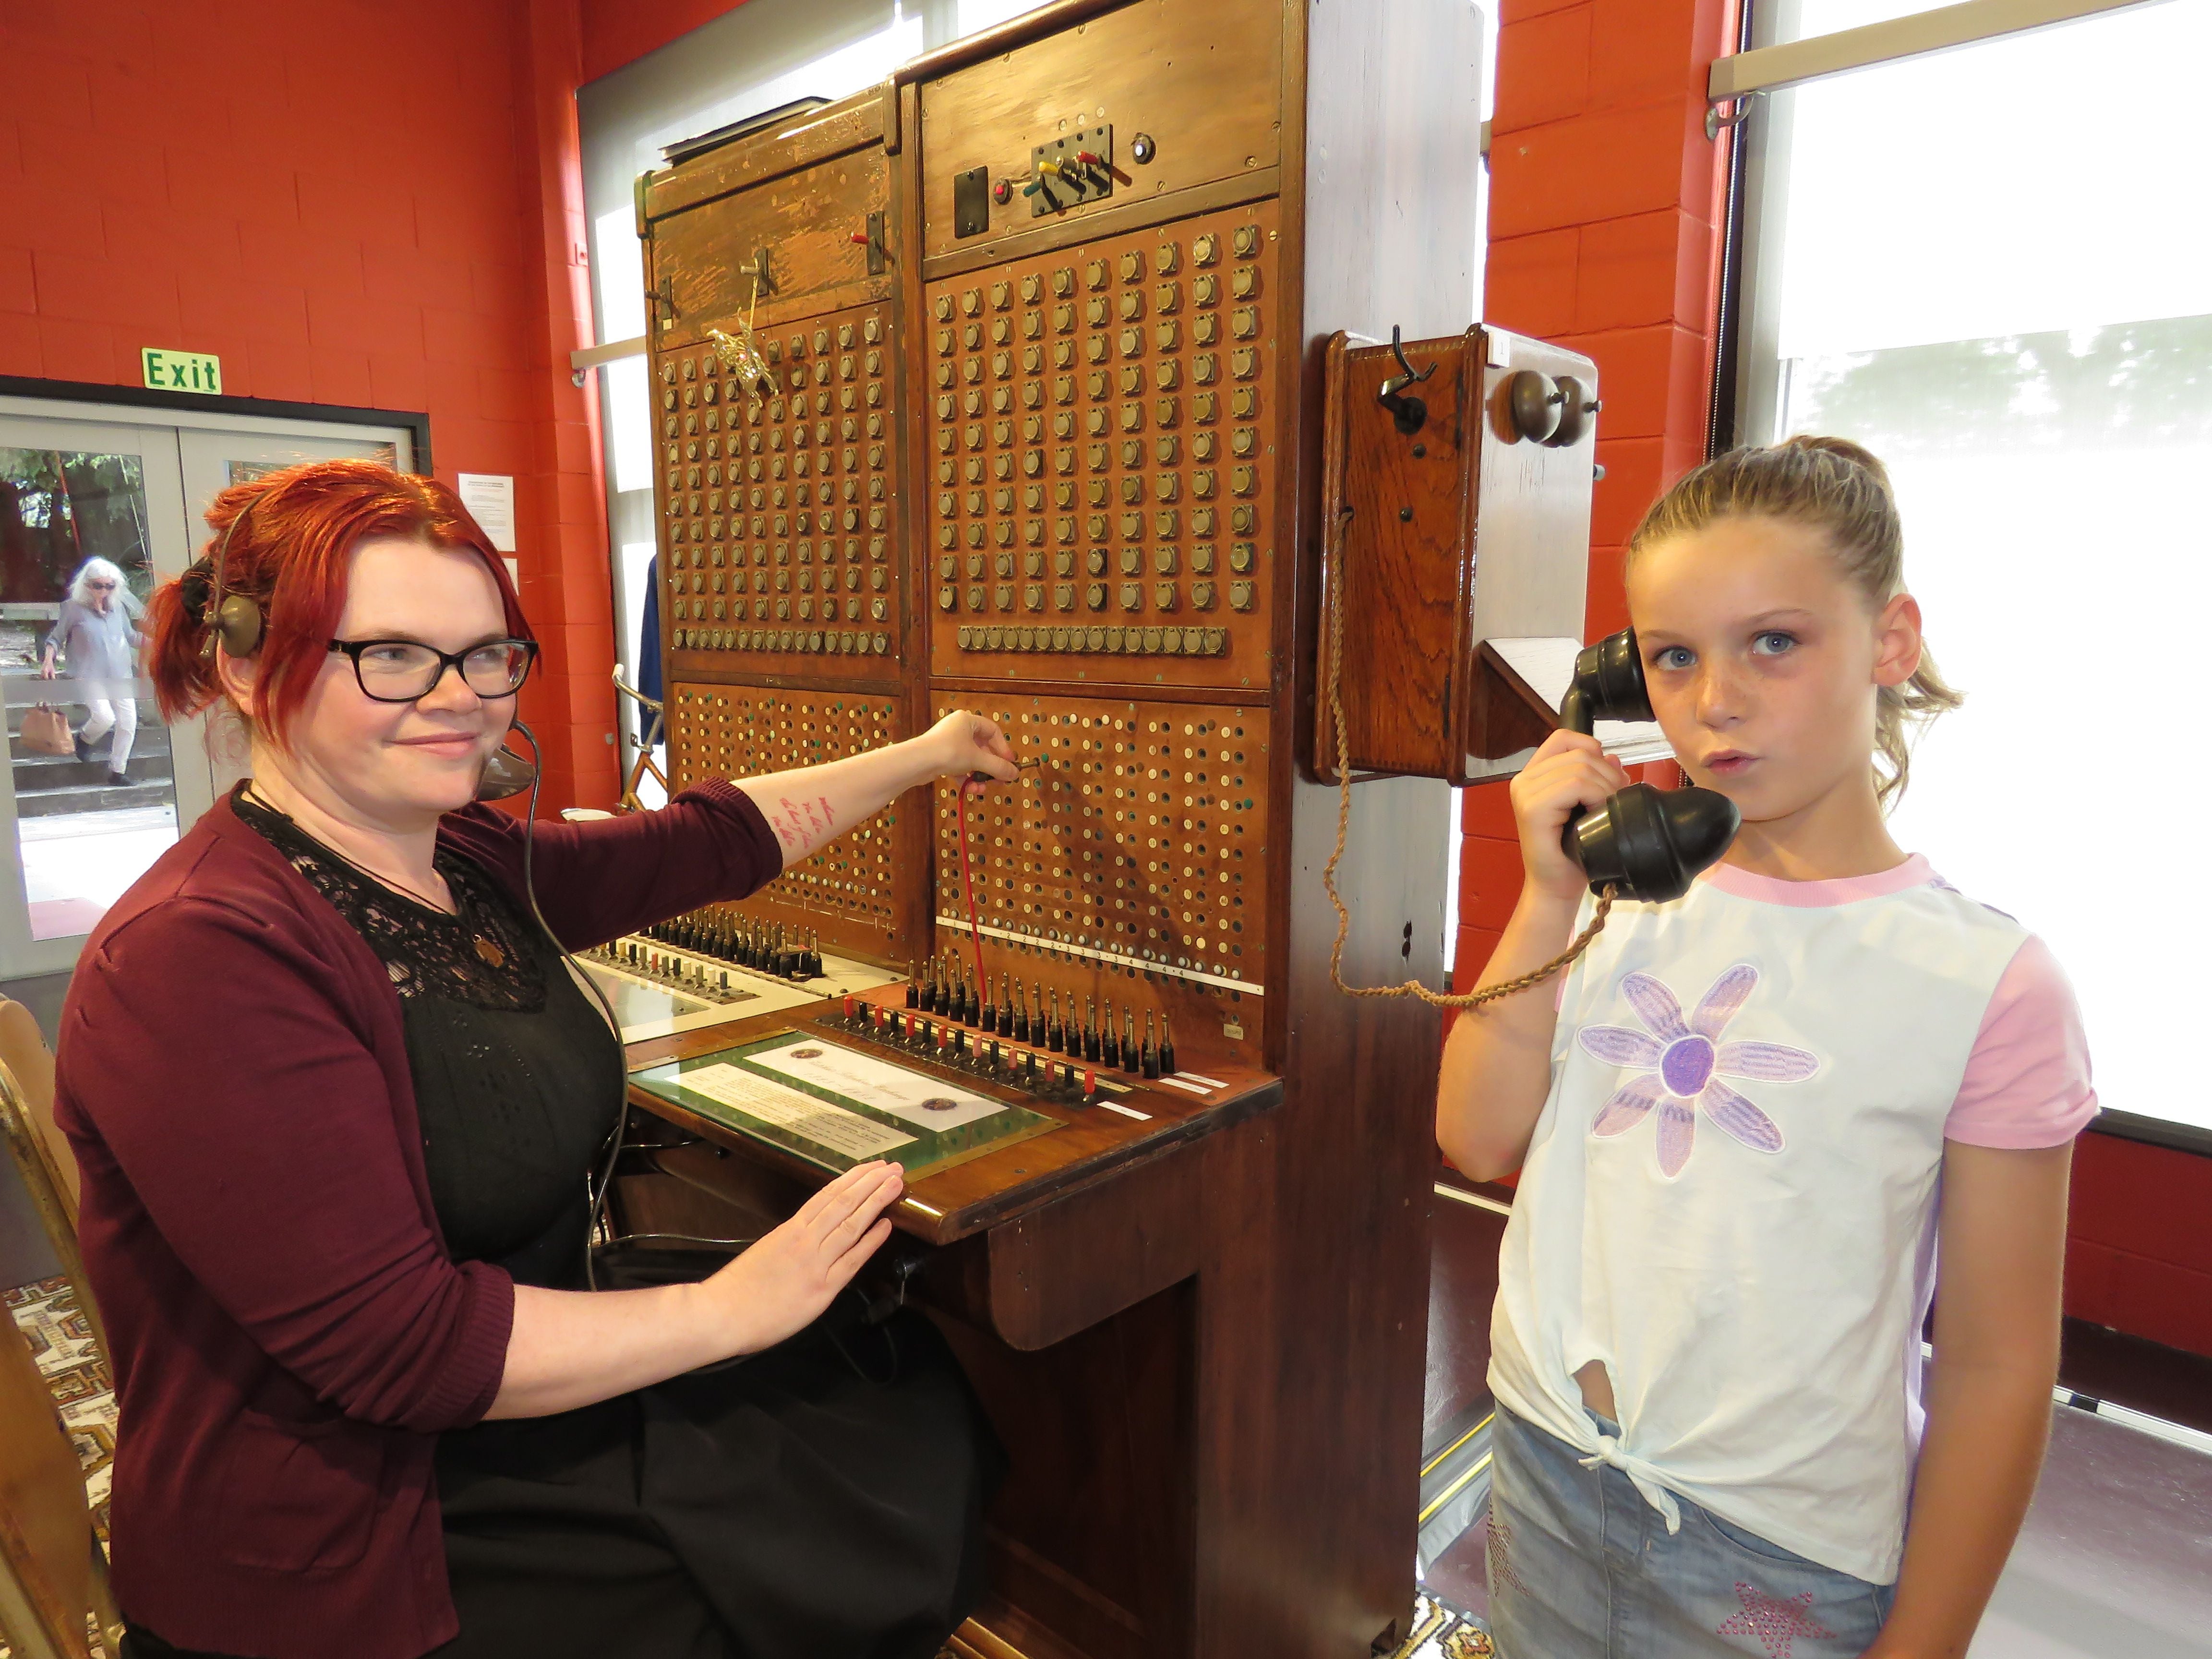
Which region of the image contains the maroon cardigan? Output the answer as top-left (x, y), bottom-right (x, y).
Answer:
top-left (54, 782), bottom-right (782, 1659)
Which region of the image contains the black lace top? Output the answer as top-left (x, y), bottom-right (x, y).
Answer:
top-left (233, 786), bottom-right (624, 1290)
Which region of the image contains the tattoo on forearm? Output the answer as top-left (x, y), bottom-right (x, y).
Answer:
top-left (766, 795), bottom-right (840, 857)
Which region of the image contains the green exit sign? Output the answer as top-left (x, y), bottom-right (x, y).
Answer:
top-left (141, 347), bottom-right (222, 395)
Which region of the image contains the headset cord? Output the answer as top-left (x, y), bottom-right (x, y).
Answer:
top-left (242, 759), bottom-right (641, 1290)
top-left (1318, 505), bottom-right (1614, 1010)
top-left (508, 725), bottom-right (637, 1292)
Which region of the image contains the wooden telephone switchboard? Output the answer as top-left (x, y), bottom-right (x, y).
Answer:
top-left (627, 4), bottom-right (1598, 1655)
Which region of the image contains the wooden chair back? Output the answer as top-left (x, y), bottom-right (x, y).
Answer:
top-left (0, 1007), bottom-right (121, 1657)
top-left (0, 1009), bottom-right (103, 1370)
top-left (0, 1311), bottom-right (99, 1659)
top-left (0, 1002), bottom-right (72, 1222)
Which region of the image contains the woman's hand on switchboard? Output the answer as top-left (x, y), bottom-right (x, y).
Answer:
top-left (922, 709), bottom-right (1019, 792)
top-left (487, 1161), bottom-right (908, 1418)
top-left (697, 1159), bottom-right (906, 1356)
top-left (1510, 728), bottom-right (1631, 905)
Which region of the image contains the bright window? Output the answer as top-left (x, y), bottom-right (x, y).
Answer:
top-left (1736, 0), bottom-right (2212, 1132)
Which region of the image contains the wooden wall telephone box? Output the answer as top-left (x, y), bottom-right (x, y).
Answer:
top-left (621, 3), bottom-right (1599, 1655)
top-left (1315, 328), bottom-right (1599, 785)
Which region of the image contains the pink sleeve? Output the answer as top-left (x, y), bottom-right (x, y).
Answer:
top-left (1944, 934), bottom-right (2098, 1148)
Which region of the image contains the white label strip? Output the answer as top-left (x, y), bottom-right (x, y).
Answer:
top-left (678, 1063), bottom-right (916, 1158)
top-left (1102, 1101), bottom-right (1151, 1121)
top-left (1173, 1069), bottom-right (1228, 1088)
top-left (936, 914), bottom-right (1262, 996)
top-left (1153, 1075), bottom-right (1212, 1095)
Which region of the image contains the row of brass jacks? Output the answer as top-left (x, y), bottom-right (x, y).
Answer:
top-left (649, 912), bottom-right (818, 979)
top-left (844, 999), bottom-right (1095, 1107)
top-left (902, 962), bottom-right (1182, 1080)
top-left (909, 955), bottom-right (983, 1023)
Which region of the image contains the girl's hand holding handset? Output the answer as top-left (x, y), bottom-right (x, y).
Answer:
top-left (1508, 728), bottom-right (1632, 907)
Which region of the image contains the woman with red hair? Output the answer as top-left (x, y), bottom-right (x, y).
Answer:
top-left (53, 459), bottom-right (1014, 1659)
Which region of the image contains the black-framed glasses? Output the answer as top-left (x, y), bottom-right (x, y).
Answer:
top-left (328, 637), bottom-right (539, 703)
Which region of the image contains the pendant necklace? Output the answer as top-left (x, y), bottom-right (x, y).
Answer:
top-left (240, 785), bottom-right (506, 967)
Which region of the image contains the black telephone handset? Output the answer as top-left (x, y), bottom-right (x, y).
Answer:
top-left (1557, 630), bottom-right (1739, 903)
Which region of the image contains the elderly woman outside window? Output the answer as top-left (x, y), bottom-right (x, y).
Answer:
top-left (38, 555), bottom-right (145, 786)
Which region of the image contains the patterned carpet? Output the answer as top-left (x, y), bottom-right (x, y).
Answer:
top-left (5, 1274), bottom-right (114, 1536)
top-left (1394, 1592), bottom-right (1495, 1657)
top-left (2, 1274), bottom-right (1493, 1659)
top-left (3, 1274), bottom-right (116, 1658)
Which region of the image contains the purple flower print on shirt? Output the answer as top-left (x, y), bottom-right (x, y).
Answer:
top-left (1576, 964), bottom-right (1819, 1177)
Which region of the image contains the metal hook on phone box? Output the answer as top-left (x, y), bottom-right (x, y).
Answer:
top-left (1376, 325), bottom-right (1435, 436)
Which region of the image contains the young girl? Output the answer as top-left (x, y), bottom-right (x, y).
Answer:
top-left (1437, 436), bottom-right (2093, 1659)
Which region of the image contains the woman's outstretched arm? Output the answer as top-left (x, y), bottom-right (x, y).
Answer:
top-left (733, 709), bottom-right (1016, 870)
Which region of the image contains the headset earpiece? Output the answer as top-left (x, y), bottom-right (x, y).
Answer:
top-left (1559, 627), bottom-right (1739, 903)
top-left (212, 592), bottom-right (264, 659)
top-left (200, 502), bottom-right (265, 661)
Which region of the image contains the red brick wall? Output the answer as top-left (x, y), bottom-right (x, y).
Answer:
top-left (581, 0), bottom-right (755, 84)
top-left (2068, 1132), bottom-right (2212, 1358)
top-left (0, 0), bottom-right (619, 808)
top-left (1455, 0), bottom-right (1732, 982)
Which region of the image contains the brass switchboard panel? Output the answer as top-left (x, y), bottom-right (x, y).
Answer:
top-left (657, 298), bottom-right (903, 670)
top-left (663, 682), bottom-right (916, 962)
top-left (922, 205), bottom-right (1280, 686)
top-left (630, 2), bottom-right (1568, 1654)
top-left (929, 691), bottom-right (1268, 1075)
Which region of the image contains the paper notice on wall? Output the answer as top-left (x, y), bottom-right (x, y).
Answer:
top-left (456, 473), bottom-right (517, 552)
top-left (676, 1063), bottom-right (916, 1160)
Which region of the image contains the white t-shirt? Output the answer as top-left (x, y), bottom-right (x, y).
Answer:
top-left (1487, 855), bottom-right (2097, 1584)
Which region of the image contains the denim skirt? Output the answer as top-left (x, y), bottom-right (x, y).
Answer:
top-left (1487, 1403), bottom-right (1896, 1659)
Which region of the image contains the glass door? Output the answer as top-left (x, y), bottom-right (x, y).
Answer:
top-left (0, 415), bottom-right (190, 975)
top-left (0, 405), bottom-right (416, 978)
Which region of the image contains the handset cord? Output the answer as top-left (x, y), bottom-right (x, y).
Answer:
top-left (514, 735), bottom-right (772, 1277)
top-left (521, 741), bottom-right (895, 1381)
top-left (1318, 504), bottom-right (1614, 1010)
